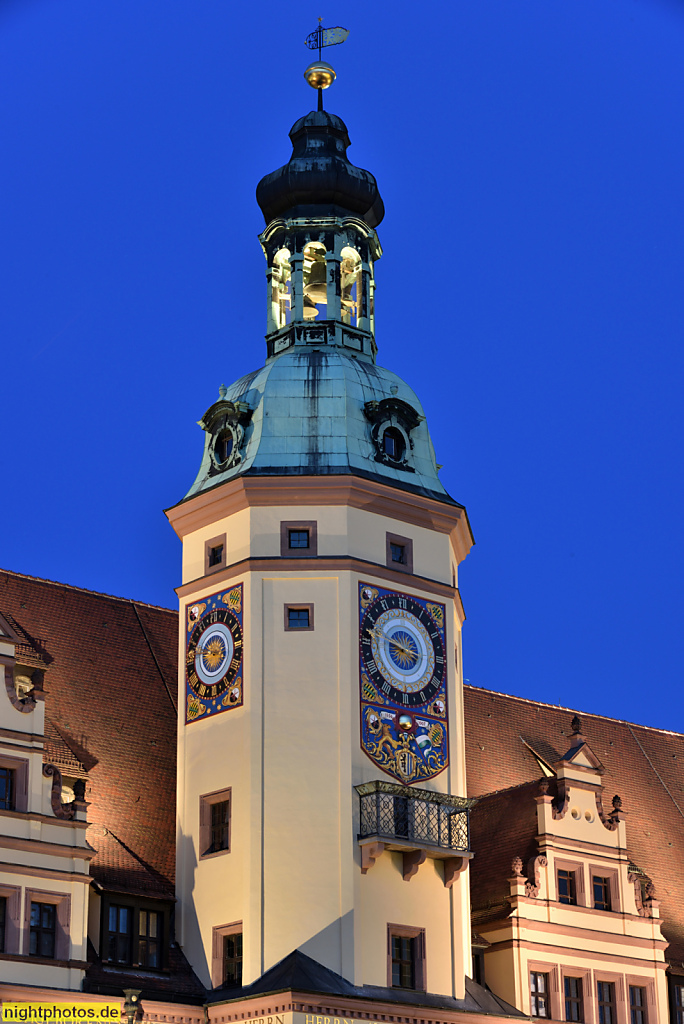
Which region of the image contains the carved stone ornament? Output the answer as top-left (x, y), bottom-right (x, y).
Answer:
top-left (511, 856), bottom-right (524, 877)
top-left (198, 396), bottom-right (253, 476)
top-left (364, 397), bottom-right (423, 472)
top-left (43, 764), bottom-right (75, 820)
top-left (525, 854), bottom-right (548, 897)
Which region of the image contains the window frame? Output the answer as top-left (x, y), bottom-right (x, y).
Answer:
top-left (283, 604), bottom-right (315, 632)
top-left (0, 884), bottom-right (21, 954)
top-left (563, 974), bottom-right (585, 1023)
top-left (0, 755), bottom-right (29, 813)
top-left (590, 865), bottom-right (620, 912)
top-left (671, 979), bottom-right (684, 1024)
top-left (529, 961), bottom-right (560, 1020)
top-left (204, 534), bottom-right (227, 576)
top-left (280, 520), bottom-right (318, 558)
top-left (385, 532), bottom-right (414, 575)
top-left (629, 985), bottom-right (647, 1024)
top-left (530, 971), bottom-right (551, 1018)
top-left (556, 859), bottom-right (586, 906)
top-left (387, 923), bottom-right (426, 992)
top-left (199, 788), bottom-right (232, 860)
top-left (597, 980), bottom-right (617, 1024)
top-left (211, 921), bottom-right (243, 988)
top-left (100, 892), bottom-right (169, 971)
top-left (24, 889), bottom-right (70, 961)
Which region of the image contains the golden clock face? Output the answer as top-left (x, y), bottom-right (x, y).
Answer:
top-left (186, 607), bottom-right (243, 701)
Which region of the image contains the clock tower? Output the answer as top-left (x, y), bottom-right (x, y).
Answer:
top-left (166, 59), bottom-right (474, 1003)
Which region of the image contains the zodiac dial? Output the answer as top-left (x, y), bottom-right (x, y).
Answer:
top-left (186, 607), bottom-right (243, 701)
top-left (360, 591), bottom-right (445, 707)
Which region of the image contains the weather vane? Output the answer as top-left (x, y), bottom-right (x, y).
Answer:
top-left (303, 18), bottom-right (349, 110)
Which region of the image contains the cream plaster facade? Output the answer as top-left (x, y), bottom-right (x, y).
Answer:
top-left (168, 479), bottom-right (474, 996)
top-left (477, 743), bottom-right (669, 1023)
top-left (0, 621), bottom-right (92, 991)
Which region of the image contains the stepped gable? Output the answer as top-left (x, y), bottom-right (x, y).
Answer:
top-left (0, 568), bottom-right (179, 898)
top-left (464, 685), bottom-right (684, 967)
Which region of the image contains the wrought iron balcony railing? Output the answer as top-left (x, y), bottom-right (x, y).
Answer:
top-left (356, 780), bottom-right (474, 854)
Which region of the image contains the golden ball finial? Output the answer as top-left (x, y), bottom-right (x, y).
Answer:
top-left (304, 61), bottom-right (336, 90)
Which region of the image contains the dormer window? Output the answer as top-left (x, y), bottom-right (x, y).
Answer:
top-left (214, 432), bottom-right (234, 466)
top-left (383, 427), bottom-right (405, 462)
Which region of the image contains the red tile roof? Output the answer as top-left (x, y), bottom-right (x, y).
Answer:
top-left (464, 685), bottom-right (684, 968)
top-left (0, 569), bottom-right (179, 899)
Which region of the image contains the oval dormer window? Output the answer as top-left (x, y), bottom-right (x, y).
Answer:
top-left (214, 430), bottom-right (234, 467)
top-left (383, 427), bottom-right (405, 462)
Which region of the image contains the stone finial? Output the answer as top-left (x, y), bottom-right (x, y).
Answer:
top-left (73, 779), bottom-right (86, 803)
top-left (571, 715), bottom-right (582, 734)
top-left (539, 778), bottom-right (549, 795)
top-left (218, 384), bottom-right (228, 399)
top-left (612, 794), bottom-right (622, 811)
top-left (645, 880), bottom-right (656, 899)
top-left (511, 856), bottom-right (524, 877)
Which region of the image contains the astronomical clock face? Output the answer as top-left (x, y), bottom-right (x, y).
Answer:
top-left (185, 585), bottom-right (244, 724)
top-left (359, 582), bottom-right (448, 784)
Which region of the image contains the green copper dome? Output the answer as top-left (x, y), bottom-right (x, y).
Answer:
top-left (184, 348), bottom-right (459, 507)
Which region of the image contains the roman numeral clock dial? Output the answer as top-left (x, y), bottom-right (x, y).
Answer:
top-left (185, 585), bottom-right (244, 723)
top-left (359, 583), bottom-right (449, 785)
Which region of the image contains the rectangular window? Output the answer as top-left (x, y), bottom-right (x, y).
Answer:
top-left (283, 604), bottom-right (314, 631)
top-left (200, 789), bottom-right (232, 859)
top-left (138, 909), bottom-right (161, 969)
top-left (0, 767), bottom-right (15, 811)
top-left (390, 542), bottom-right (406, 564)
top-left (531, 972), bottom-right (549, 1018)
top-left (108, 904), bottom-right (132, 963)
top-left (30, 902), bottom-right (56, 958)
top-left (564, 977), bottom-right (583, 1022)
top-left (210, 800), bottom-right (231, 854)
top-left (208, 544), bottom-right (224, 567)
top-left (288, 529), bottom-right (309, 549)
top-left (280, 520), bottom-right (317, 558)
top-left (675, 985), bottom-right (684, 1024)
top-left (0, 895), bottom-right (6, 954)
top-left (558, 869), bottom-right (577, 905)
top-left (391, 934), bottom-right (416, 989)
top-left (593, 876), bottom-right (611, 911)
top-left (598, 981), bottom-right (616, 1024)
top-left (385, 532), bottom-right (413, 574)
top-left (630, 987), bottom-right (647, 1024)
top-left (204, 534), bottom-right (227, 575)
top-left (223, 931), bottom-right (243, 987)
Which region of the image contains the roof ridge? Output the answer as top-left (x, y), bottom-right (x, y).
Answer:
top-left (464, 684), bottom-right (684, 741)
top-left (0, 567), bottom-right (176, 615)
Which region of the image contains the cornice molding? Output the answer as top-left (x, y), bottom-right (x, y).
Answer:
top-left (166, 475), bottom-right (473, 564)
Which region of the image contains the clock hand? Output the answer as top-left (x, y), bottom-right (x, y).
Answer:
top-left (366, 627), bottom-right (416, 658)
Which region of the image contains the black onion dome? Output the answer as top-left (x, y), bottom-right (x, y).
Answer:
top-left (256, 111), bottom-right (384, 228)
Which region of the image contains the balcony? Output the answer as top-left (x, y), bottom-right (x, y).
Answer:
top-left (356, 780), bottom-right (475, 886)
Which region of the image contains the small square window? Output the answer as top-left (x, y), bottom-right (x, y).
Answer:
top-left (531, 972), bottom-right (549, 1018)
top-left (558, 869), bottom-right (577, 905)
top-left (288, 608), bottom-right (309, 629)
top-left (208, 544), bottom-right (224, 567)
top-left (205, 534), bottom-right (227, 575)
top-left (386, 532), bottom-right (413, 574)
top-left (288, 530), bottom-right (309, 550)
top-left (593, 876), bottom-right (611, 911)
top-left (390, 543), bottom-right (406, 564)
top-left (280, 520), bottom-right (317, 557)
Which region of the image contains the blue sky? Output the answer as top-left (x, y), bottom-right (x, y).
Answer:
top-left (1, 0), bottom-right (683, 730)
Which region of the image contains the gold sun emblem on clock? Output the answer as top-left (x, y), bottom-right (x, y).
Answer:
top-left (202, 637), bottom-right (227, 670)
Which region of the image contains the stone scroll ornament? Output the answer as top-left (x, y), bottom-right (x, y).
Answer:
top-left (358, 582), bottom-right (448, 784)
top-left (185, 585), bottom-right (244, 724)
